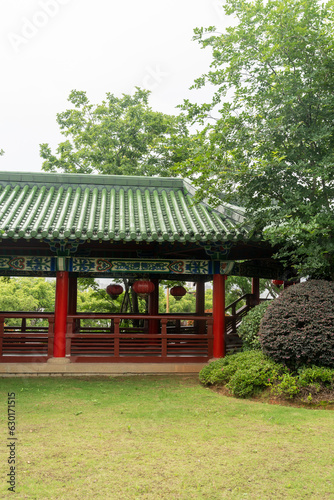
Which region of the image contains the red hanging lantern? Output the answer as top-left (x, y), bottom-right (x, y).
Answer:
top-left (272, 280), bottom-right (284, 286)
top-left (170, 286), bottom-right (187, 301)
top-left (106, 284), bottom-right (123, 299)
top-left (132, 280), bottom-right (155, 298)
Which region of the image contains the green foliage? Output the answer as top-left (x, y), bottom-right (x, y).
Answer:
top-left (167, 293), bottom-right (196, 313)
top-left (272, 374), bottom-right (301, 399)
top-left (77, 288), bottom-right (122, 313)
top-left (159, 285), bottom-right (209, 314)
top-left (178, 0), bottom-right (334, 279)
top-left (77, 287), bottom-right (124, 328)
top-left (77, 277), bottom-right (100, 292)
top-left (272, 365), bottom-right (334, 399)
top-left (199, 351), bottom-right (285, 397)
top-left (260, 280), bottom-right (334, 369)
top-left (40, 88), bottom-right (189, 177)
top-left (238, 301), bottom-right (271, 351)
top-left (225, 276), bottom-right (251, 304)
top-left (297, 365), bottom-right (334, 387)
top-left (0, 277), bottom-right (55, 313)
top-left (0, 277), bottom-right (56, 327)
top-left (200, 350), bottom-right (334, 401)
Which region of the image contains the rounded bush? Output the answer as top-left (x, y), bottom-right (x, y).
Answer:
top-left (238, 301), bottom-right (271, 351)
top-left (199, 351), bottom-right (285, 397)
top-left (259, 280), bottom-right (334, 369)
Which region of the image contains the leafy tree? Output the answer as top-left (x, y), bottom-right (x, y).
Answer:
top-left (159, 286), bottom-right (197, 313)
top-left (168, 292), bottom-right (197, 314)
top-left (0, 277), bottom-right (55, 327)
top-left (179, 0), bottom-right (334, 280)
top-left (77, 286), bottom-right (124, 328)
top-left (0, 277), bottom-right (55, 312)
top-left (40, 88), bottom-right (189, 176)
top-left (77, 287), bottom-right (122, 315)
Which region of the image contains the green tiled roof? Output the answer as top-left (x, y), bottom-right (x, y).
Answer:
top-left (0, 172), bottom-right (247, 243)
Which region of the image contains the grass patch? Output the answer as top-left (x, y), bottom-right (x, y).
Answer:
top-left (1, 375), bottom-right (334, 499)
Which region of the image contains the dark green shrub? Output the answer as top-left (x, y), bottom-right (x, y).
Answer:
top-left (259, 280), bottom-right (334, 369)
top-left (238, 301), bottom-right (271, 351)
top-left (199, 351), bottom-right (286, 397)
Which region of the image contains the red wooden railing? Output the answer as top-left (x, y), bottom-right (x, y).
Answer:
top-left (66, 313), bottom-right (213, 362)
top-left (0, 312), bottom-right (213, 362)
top-left (0, 312), bottom-right (54, 362)
top-left (0, 293), bottom-right (265, 362)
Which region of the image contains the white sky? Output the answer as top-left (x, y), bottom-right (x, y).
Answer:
top-left (0, 0), bottom-right (230, 173)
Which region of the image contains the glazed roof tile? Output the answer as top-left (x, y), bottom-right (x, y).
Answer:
top-left (0, 172), bottom-right (247, 243)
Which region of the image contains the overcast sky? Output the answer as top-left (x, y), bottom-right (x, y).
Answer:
top-left (1, 0), bottom-right (229, 173)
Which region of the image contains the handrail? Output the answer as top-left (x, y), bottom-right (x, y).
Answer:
top-left (0, 312), bottom-right (54, 318)
top-left (67, 313), bottom-right (211, 321)
top-left (225, 293), bottom-right (252, 314)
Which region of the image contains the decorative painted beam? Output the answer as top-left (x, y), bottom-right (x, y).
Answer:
top-left (68, 258), bottom-right (235, 275)
top-left (0, 256), bottom-right (56, 272)
top-left (0, 255), bottom-right (287, 279)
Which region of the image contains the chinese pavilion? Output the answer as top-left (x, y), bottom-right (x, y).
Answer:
top-left (0, 171), bottom-right (284, 374)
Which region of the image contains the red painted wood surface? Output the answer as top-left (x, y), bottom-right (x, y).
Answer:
top-left (67, 313), bottom-right (213, 362)
top-left (213, 274), bottom-right (226, 358)
top-left (0, 313), bottom-right (54, 362)
top-left (54, 271), bottom-right (69, 357)
top-left (0, 311), bottom-right (214, 363)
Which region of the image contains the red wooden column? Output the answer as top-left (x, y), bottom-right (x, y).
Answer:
top-left (252, 277), bottom-right (260, 305)
top-left (54, 271), bottom-right (69, 357)
top-left (213, 274), bottom-right (226, 358)
top-left (148, 278), bottom-right (160, 334)
top-left (196, 280), bottom-right (206, 334)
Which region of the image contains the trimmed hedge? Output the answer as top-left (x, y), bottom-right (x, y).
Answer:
top-left (238, 301), bottom-right (271, 351)
top-left (259, 280), bottom-right (334, 369)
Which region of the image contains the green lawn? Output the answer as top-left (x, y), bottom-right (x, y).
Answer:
top-left (1, 375), bottom-right (333, 499)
